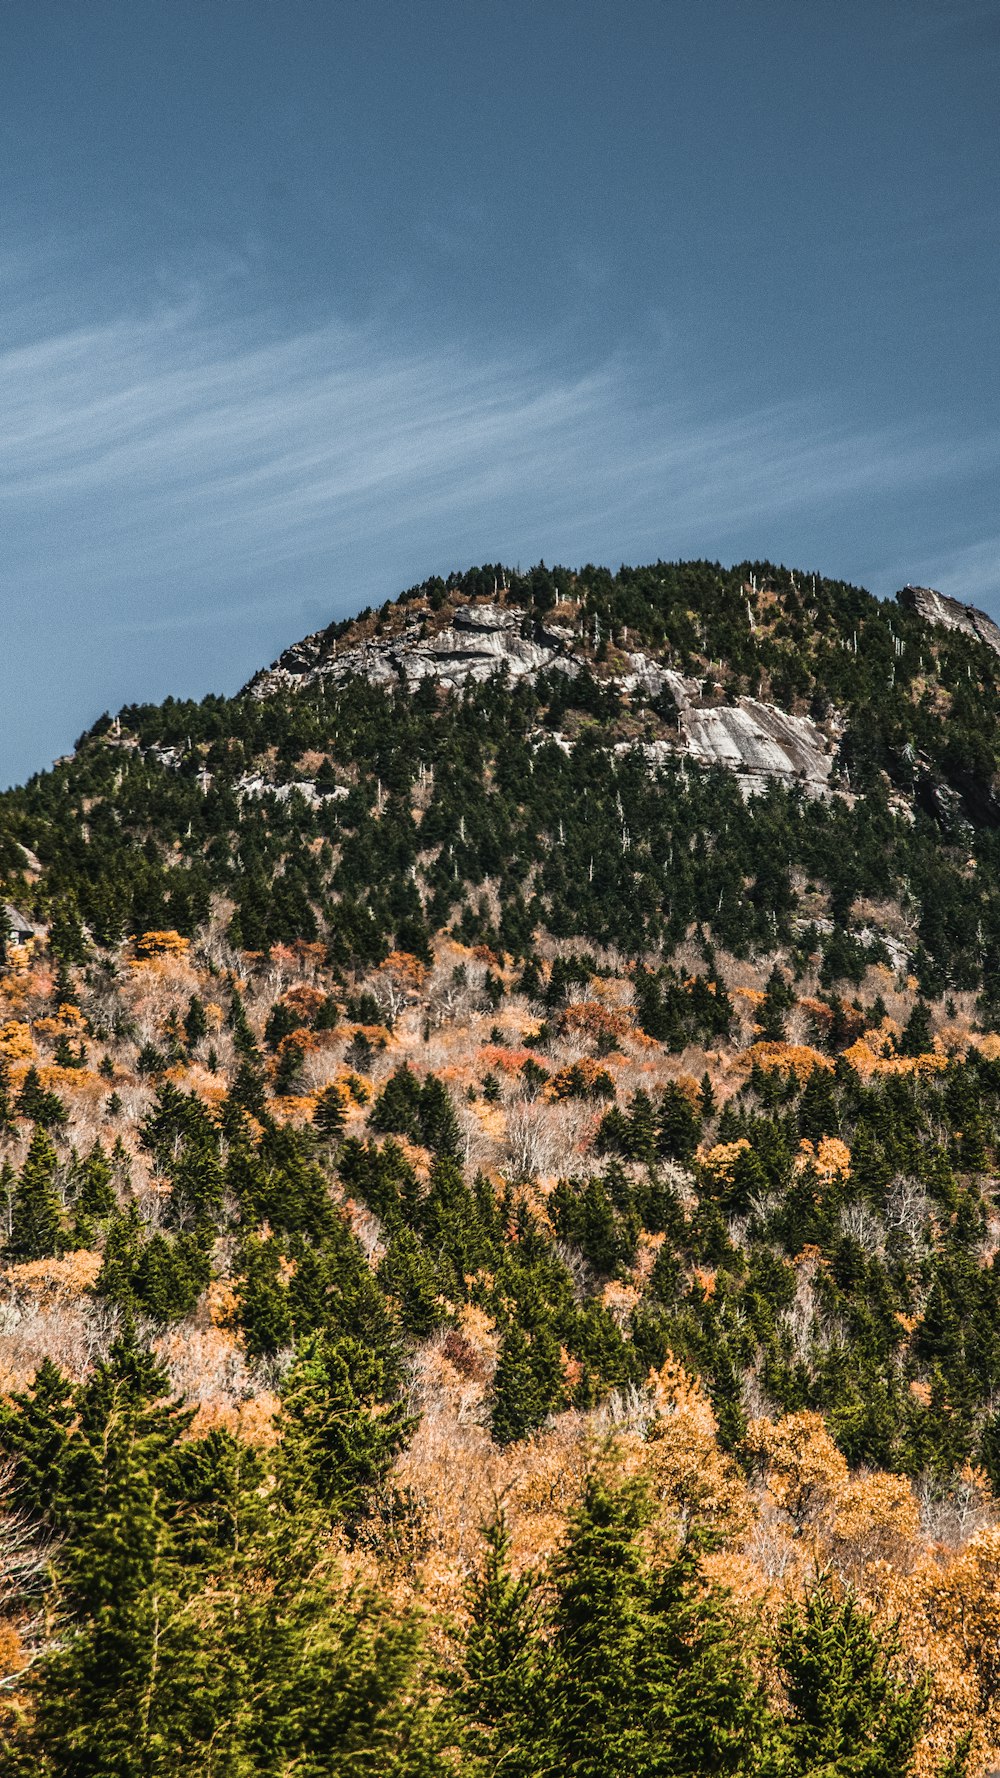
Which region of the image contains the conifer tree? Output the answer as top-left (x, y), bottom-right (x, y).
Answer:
top-left (183, 993), bottom-right (208, 1047)
top-left (227, 985), bottom-right (259, 1058)
top-left (16, 1065), bottom-right (67, 1129)
top-left (279, 1331), bottom-right (413, 1525)
top-left (0, 1339), bottom-right (451, 1776)
top-left (627, 1089), bottom-right (658, 1164)
top-left (899, 999), bottom-right (934, 1059)
top-left (77, 1139), bottom-right (116, 1219)
top-left (461, 1470), bottom-right (768, 1777)
top-left (314, 1080), bottom-right (347, 1137)
top-left (656, 1082), bottom-right (700, 1163)
top-left (9, 1125), bottom-right (63, 1259)
top-left (490, 1321), bottom-right (564, 1446)
top-left (775, 1577), bottom-right (929, 1778)
top-left (460, 1515), bottom-right (545, 1772)
top-left (0, 1058), bottom-right (15, 1134)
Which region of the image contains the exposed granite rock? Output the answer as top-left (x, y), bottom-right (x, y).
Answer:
top-left (897, 585), bottom-right (1000, 656)
top-left (677, 695), bottom-right (833, 797)
top-left (247, 602), bottom-right (565, 697)
top-left (245, 597), bottom-right (837, 798)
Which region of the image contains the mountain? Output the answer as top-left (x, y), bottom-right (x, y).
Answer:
top-left (6, 556), bottom-right (1000, 991)
top-left (4, 558), bottom-right (1000, 1771)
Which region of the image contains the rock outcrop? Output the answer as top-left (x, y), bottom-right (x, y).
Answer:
top-left (246, 602), bottom-right (565, 697)
top-left (657, 673), bottom-right (835, 797)
top-left (246, 597), bottom-right (837, 799)
top-left (897, 585), bottom-right (1000, 656)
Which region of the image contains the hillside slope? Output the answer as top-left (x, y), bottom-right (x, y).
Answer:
top-left (6, 559), bottom-right (1000, 1769)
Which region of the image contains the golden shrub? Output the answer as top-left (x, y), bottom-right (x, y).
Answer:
top-left (0, 1022), bottom-right (33, 1061)
top-left (796, 1136), bottom-right (852, 1183)
top-left (697, 1137), bottom-right (751, 1181)
top-left (133, 929), bottom-right (190, 959)
top-left (746, 1410), bottom-right (848, 1529)
top-left (739, 1041), bottom-right (833, 1080)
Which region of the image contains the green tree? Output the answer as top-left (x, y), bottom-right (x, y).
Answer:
top-left (490, 1320), bottom-right (565, 1446)
top-left (460, 1468), bottom-right (768, 1777)
top-left (278, 1331), bottom-right (413, 1525)
top-left (9, 1125), bottom-right (64, 1259)
top-left (774, 1577), bottom-right (929, 1778)
top-left (16, 1065), bottom-right (67, 1129)
top-left (0, 1339), bottom-right (452, 1777)
top-left (183, 994), bottom-right (208, 1047)
top-left (314, 1081), bottom-right (347, 1138)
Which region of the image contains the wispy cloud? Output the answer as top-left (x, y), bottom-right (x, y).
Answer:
top-left (1, 260), bottom-right (998, 785)
top-left (2, 271), bottom-right (994, 629)
top-left (902, 533), bottom-right (1000, 612)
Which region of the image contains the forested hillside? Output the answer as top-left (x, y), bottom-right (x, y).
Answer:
top-left (3, 559), bottom-right (1000, 1772)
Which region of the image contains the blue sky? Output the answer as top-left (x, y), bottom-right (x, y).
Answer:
top-left (2, 0), bottom-right (998, 785)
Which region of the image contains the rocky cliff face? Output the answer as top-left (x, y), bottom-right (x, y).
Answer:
top-left (897, 585), bottom-right (1000, 656)
top-left (247, 598), bottom-right (838, 799)
top-left (657, 675), bottom-right (835, 797)
top-left (246, 602), bottom-right (566, 696)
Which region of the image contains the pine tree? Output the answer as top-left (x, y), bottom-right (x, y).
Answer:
top-left (419, 1072), bottom-right (461, 1158)
top-left (16, 1065), bottom-right (67, 1130)
top-left (314, 1081), bottom-right (347, 1137)
top-left (460, 1515), bottom-right (545, 1774)
top-left (278, 1331), bottom-right (413, 1525)
top-left (9, 1126), bottom-right (64, 1259)
top-left (272, 1036), bottom-right (306, 1097)
top-left (899, 999), bottom-right (934, 1058)
top-left (490, 1321), bottom-right (564, 1446)
top-left (229, 1057), bottom-right (267, 1117)
top-left (775, 1576), bottom-right (928, 1778)
top-left (627, 1089), bottom-right (658, 1164)
top-left (227, 986), bottom-right (259, 1059)
top-left (656, 1083), bottom-right (700, 1163)
top-left (759, 966), bottom-right (794, 1042)
top-left (78, 1139), bottom-right (116, 1218)
top-left (460, 1471), bottom-right (768, 1778)
top-left (183, 993), bottom-right (208, 1047)
top-left (0, 1336), bottom-right (196, 1776)
top-left (546, 1473), bottom-right (766, 1777)
top-left (0, 1058), bottom-right (16, 1134)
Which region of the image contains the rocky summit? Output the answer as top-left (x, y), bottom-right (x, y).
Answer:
top-left (245, 568), bottom-right (998, 805)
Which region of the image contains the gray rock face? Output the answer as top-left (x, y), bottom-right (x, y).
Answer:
top-left (247, 602), bottom-right (563, 697)
top-left (614, 668), bottom-right (834, 798)
top-left (897, 585), bottom-right (1000, 656)
top-left (245, 598), bottom-right (836, 798)
top-left (676, 693), bottom-right (833, 797)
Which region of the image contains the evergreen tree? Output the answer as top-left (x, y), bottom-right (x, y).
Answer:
top-left (759, 966), bottom-right (794, 1043)
top-left (460, 1470), bottom-right (768, 1777)
top-left (0, 1058), bottom-right (17, 1134)
top-left (77, 1140), bottom-right (116, 1219)
top-left (278, 1331), bottom-right (413, 1525)
top-left (490, 1321), bottom-right (564, 1446)
top-left (16, 1065), bottom-right (67, 1129)
top-left (0, 1340), bottom-right (450, 1777)
top-left (183, 993), bottom-right (208, 1047)
top-left (656, 1083), bottom-right (701, 1163)
top-left (9, 1125), bottom-right (63, 1259)
top-left (314, 1081), bottom-right (348, 1138)
top-left (459, 1516), bottom-right (545, 1773)
top-left (899, 1000), bottom-right (934, 1059)
top-left (775, 1577), bottom-right (928, 1778)
top-left (228, 986), bottom-right (260, 1059)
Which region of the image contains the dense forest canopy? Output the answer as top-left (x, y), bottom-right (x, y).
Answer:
top-left (2, 559), bottom-right (1000, 1772)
